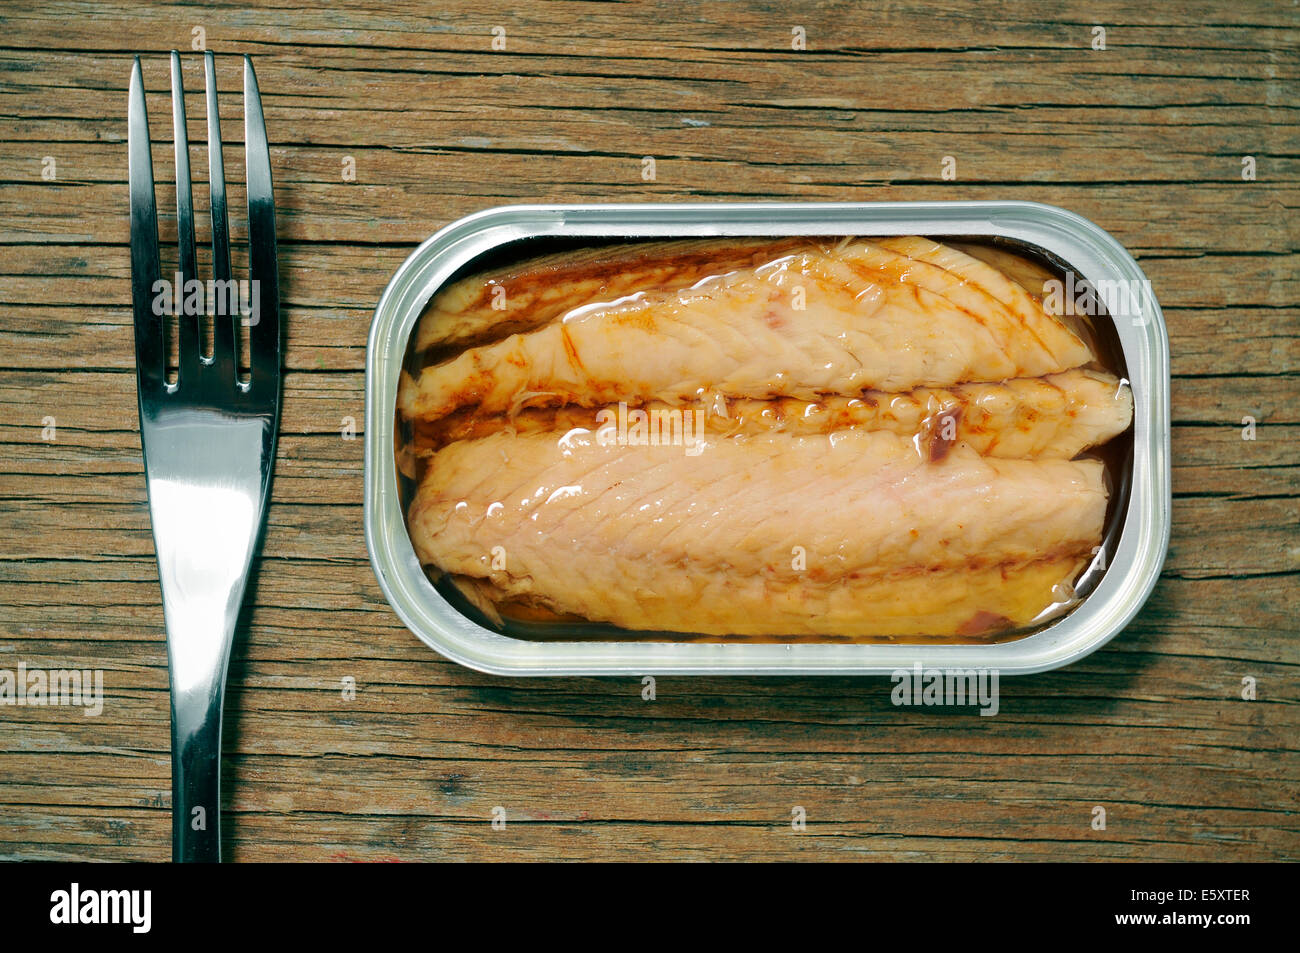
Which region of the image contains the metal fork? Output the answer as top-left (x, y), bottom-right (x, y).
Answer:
top-left (129, 52), bottom-right (281, 862)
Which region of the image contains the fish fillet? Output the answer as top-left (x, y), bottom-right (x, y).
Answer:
top-left (949, 241), bottom-right (1057, 301)
top-left (409, 369), bottom-right (1132, 461)
top-left (398, 238), bottom-right (1094, 423)
top-left (408, 428), bottom-right (1107, 637)
top-left (413, 237), bottom-right (810, 354)
top-left (450, 557), bottom-right (1090, 639)
top-left (947, 239), bottom-right (1101, 353)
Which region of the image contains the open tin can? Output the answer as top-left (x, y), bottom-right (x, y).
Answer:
top-left (364, 201), bottom-right (1170, 675)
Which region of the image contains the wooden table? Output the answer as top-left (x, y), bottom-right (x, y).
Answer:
top-left (1, 1), bottom-right (1295, 862)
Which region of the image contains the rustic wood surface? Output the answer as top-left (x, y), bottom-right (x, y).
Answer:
top-left (0, 0), bottom-right (1296, 862)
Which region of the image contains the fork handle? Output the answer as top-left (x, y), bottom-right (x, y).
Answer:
top-left (163, 605), bottom-right (240, 863)
top-left (170, 678), bottom-right (227, 862)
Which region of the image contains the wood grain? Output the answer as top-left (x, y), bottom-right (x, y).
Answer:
top-left (0, 0), bottom-right (1296, 862)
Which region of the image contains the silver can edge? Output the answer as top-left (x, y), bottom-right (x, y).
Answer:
top-left (363, 200), bottom-right (1171, 676)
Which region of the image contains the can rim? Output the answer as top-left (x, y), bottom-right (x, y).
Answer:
top-left (364, 201), bottom-right (1171, 676)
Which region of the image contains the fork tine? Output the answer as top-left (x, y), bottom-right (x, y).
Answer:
top-left (204, 51), bottom-right (236, 379)
top-left (129, 57), bottom-right (165, 392)
top-left (243, 55), bottom-right (281, 388)
top-left (170, 51), bottom-right (201, 374)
